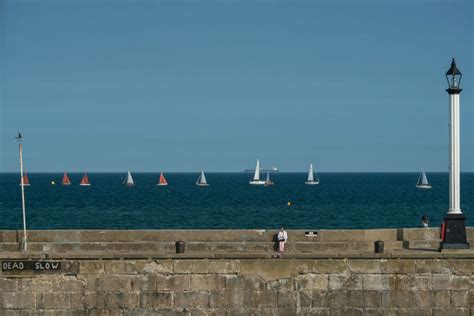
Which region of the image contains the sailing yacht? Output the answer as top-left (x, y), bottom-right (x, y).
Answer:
top-left (196, 170), bottom-right (209, 186)
top-left (123, 170), bottom-right (135, 186)
top-left (416, 169), bottom-right (431, 189)
top-left (80, 173), bottom-right (91, 186)
top-left (19, 173), bottom-right (31, 186)
top-left (157, 172), bottom-right (168, 186)
top-left (62, 172), bottom-right (71, 185)
top-left (249, 159), bottom-right (266, 185)
top-left (264, 171), bottom-right (274, 186)
top-left (305, 163), bottom-right (320, 185)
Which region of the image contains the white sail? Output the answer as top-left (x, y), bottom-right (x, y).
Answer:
top-left (126, 170), bottom-right (134, 185)
top-left (416, 169), bottom-right (431, 189)
top-left (196, 170), bottom-right (209, 186)
top-left (305, 163), bottom-right (319, 185)
top-left (253, 159), bottom-right (260, 181)
top-left (307, 163), bottom-right (314, 182)
top-left (421, 170), bottom-right (429, 185)
top-left (200, 170), bottom-right (207, 184)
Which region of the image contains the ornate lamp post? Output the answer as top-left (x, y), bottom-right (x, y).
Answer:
top-left (15, 132), bottom-right (28, 251)
top-left (441, 58), bottom-right (469, 249)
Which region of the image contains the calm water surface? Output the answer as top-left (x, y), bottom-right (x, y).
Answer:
top-left (0, 173), bottom-right (472, 229)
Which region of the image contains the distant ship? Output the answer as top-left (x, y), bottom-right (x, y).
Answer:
top-left (245, 166), bottom-right (279, 173)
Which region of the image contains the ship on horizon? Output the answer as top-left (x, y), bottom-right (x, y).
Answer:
top-left (244, 166), bottom-right (279, 173)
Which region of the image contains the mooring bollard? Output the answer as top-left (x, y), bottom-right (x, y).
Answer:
top-left (374, 240), bottom-right (384, 253)
top-left (175, 241), bottom-right (186, 253)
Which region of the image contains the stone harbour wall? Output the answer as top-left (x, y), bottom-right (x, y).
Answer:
top-left (1, 257), bottom-right (473, 315)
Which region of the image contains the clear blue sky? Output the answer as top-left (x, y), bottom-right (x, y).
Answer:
top-left (0, 0), bottom-right (472, 172)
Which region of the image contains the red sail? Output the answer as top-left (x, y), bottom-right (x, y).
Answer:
top-left (80, 173), bottom-right (90, 185)
top-left (62, 172), bottom-right (71, 185)
top-left (20, 173), bottom-right (30, 186)
top-left (159, 172), bottom-right (167, 185)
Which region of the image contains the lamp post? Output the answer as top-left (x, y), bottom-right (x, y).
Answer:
top-left (441, 58), bottom-right (469, 250)
top-left (15, 132), bottom-right (28, 251)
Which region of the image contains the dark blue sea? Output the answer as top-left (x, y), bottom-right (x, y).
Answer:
top-left (0, 173), bottom-right (472, 230)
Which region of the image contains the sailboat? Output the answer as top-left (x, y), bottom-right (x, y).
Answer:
top-left (264, 171), bottom-right (274, 186)
top-left (19, 173), bottom-right (31, 186)
top-left (157, 172), bottom-right (168, 186)
top-left (196, 170), bottom-right (209, 186)
top-left (62, 172), bottom-right (71, 185)
top-left (123, 170), bottom-right (135, 186)
top-left (80, 173), bottom-right (91, 186)
top-left (249, 159), bottom-right (266, 185)
top-left (305, 163), bottom-right (320, 185)
top-left (416, 169), bottom-right (432, 189)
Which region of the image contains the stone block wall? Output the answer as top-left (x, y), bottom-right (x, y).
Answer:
top-left (1, 257), bottom-right (473, 315)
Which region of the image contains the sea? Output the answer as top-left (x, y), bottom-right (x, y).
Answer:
top-left (0, 173), bottom-right (472, 230)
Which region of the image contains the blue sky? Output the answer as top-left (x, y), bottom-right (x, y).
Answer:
top-left (0, 0), bottom-right (472, 172)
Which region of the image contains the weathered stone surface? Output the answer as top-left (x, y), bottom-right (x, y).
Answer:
top-left (414, 291), bottom-right (433, 308)
top-left (450, 290), bottom-right (469, 307)
top-left (3, 292), bottom-right (36, 309)
top-left (36, 292), bottom-right (70, 309)
top-left (432, 308), bottom-right (470, 316)
top-left (53, 276), bottom-right (85, 292)
top-left (415, 259), bottom-right (450, 274)
top-left (138, 260), bottom-right (173, 274)
top-left (173, 291), bottom-right (209, 308)
top-left (91, 275), bottom-right (131, 292)
top-left (382, 260), bottom-right (416, 274)
top-left (132, 275), bottom-right (157, 293)
top-left (348, 260), bottom-right (382, 274)
top-left (277, 290), bottom-right (296, 308)
top-left (20, 276), bottom-right (53, 292)
top-left (96, 292), bottom-right (140, 308)
top-left (345, 291), bottom-right (381, 308)
top-left (156, 274), bottom-right (190, 291)
top-left (191, 274), bottom-right (225, 291)
top-left (225, 275), bottom-right (264, 291)
top-left (0, 245), bottom-right (473, 314)
top-left (105, 261), bottom-right (138, 274)
top-left (328, 274), bottom-right (362, 290)
top-left (174, 260), bottom-right (193, 274)
top-left (0, 278), bottom-right (18, 292)
top-left (192, 260), bottom-right (209, 274)
top-left (140, 292), bottom-right (172, 308)
top-left (209, 260), bottom-right (240, 274)
top-left (296, 290), bottom-right (312, 308)
top-left (432, 274), bottom-right (470, 290)
top-left (326, 291), bottom-right (346, 308)
top-left (433, 291), bottom-right (451, 307)
top-left (387, 274), bottom-right (430, 291)
top-left (266, 278), bottom-right (295, 292)
top-left (447, 259), bottom-right (474, 276)
top-left (381, 291), bottom-right (416, 308)
top-left (296, 274), bottom-right (328, 290)
top-left (80, 261), bottom-right (105, 274)
top-left (309, 260), bottom-right (347, 274)
top-left (362, 274), bottom-right (390, 290)
top-left (241, 260), bottom-right (300, 281)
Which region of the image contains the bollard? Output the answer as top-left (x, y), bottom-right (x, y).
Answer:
top-left (374, 240), bottom-right (384, 253)
top-left (175, 241), bottom-right (186, 253)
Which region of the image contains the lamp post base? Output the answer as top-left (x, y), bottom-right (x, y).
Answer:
top-left (440, 213), bottom-right (470, 249)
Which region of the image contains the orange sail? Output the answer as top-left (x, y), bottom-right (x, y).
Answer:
top-left (20, 173), bottom-right (31, 186)
top-left (80, 173), bottom-right (91, 186)
top-left (157, 172), bottom-right (168, 186)
top-left (62, 172), bottom-right (71, 185)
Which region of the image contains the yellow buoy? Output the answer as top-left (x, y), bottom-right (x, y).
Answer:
top-left (287, 202), bottom-right (292, 206)
top-left (51, 181), bottom-right (55, 185)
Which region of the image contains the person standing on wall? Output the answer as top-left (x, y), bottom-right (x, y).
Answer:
top-left (277, 226), bottom-right (288, 255)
